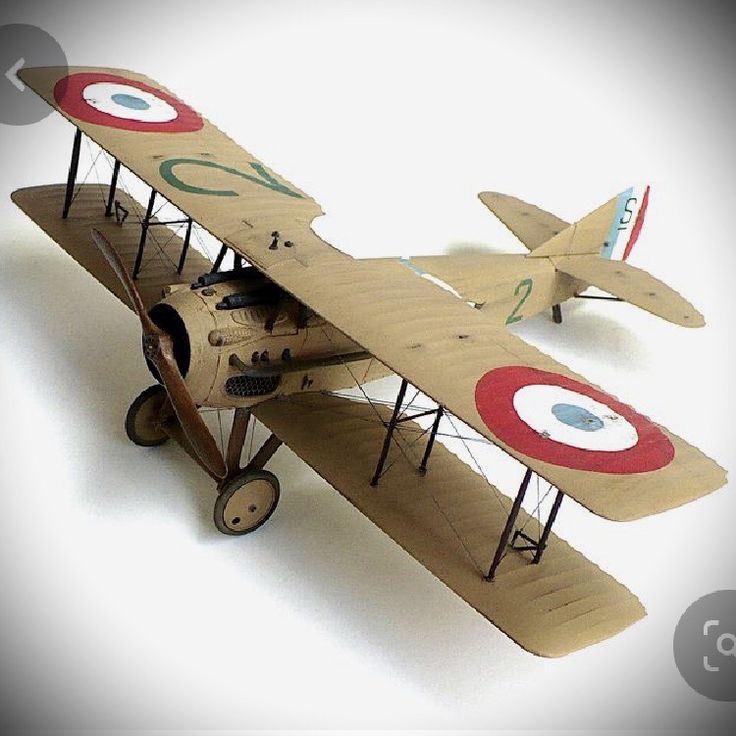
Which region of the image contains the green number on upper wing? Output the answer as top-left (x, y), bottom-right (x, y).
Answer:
top-left (159, 158), bottom-right (304, 199)
top-left (506, 278), bottom-right (534, 325)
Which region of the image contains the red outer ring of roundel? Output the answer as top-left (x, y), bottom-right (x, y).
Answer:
top-left (53, 72), bottom-right (204, 133)
top-left (475, 366), bottom-right (674, 474)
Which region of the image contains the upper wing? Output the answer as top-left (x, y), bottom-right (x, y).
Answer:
top-left (266, 257), bottom-right (726, 521)
top-left (22, 66), bottom-right (727, 520)
top-left (478, 191), bottom-right (570, 251)
top-left (19, 66), bottom-right (330, 274)
top-left (253, 393), bottom-right (645, 658)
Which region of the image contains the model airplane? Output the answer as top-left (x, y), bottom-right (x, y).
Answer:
top-left (12, 67), bottom-right (727, 658)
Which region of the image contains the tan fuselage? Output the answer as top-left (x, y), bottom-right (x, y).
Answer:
top-left (158, 254), bottom-right (585, 409)
top-left (403, 254), bottom-right (585, 325)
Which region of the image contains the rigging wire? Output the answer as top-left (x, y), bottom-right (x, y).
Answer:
top-left (515, 480), bottom-right (555, 539)
top-left (70, 138), bottom-right (104, 207)
top-left (316, 326), bottom-right (389, 428)
top-left (82, 138), bottom-right (109, 209)
top-left (276, 392), bottom-right (484, 574)
top-left (282, 330), bottom-right (416, 478)
top-left (444, 411), bottom-right (509, 517)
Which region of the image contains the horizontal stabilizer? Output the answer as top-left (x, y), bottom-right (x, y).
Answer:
top-left (554, 255), bottom-right (705, 328)
top-left (478, 191), bottom-right (570, 251)
top-left (254, 393), bottom-right (646, 657)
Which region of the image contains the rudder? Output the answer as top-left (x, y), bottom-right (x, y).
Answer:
top-left (529, 185), bottom-right (650, 260)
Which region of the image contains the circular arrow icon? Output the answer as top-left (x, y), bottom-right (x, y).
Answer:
top-left (0, 24), bottom-right (67, 126)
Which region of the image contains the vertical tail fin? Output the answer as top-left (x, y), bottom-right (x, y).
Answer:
top-left (529, 185), bottom-right (650, 260)
top-left (601, 185), bottom-right (650, 261)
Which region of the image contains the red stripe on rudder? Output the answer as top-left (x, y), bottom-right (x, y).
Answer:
top-left (623, 185), bottom-right (650, 261)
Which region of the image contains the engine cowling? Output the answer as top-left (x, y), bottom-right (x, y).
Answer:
top-left (148, 276), bottom-right (387, 408)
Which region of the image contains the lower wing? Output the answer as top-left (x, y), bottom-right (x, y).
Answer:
top-left (253, 392), bottom-right (645, 657)
top-left (11, 183), bottom-right (211, 311)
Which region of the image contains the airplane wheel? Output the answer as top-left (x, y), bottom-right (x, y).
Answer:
top-left (125, 385), bottom-right (170, 447)
top-left (214, 470), bottom-right (280, 536)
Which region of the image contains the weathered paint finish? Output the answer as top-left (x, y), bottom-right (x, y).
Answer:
top-left (400, 254), bottom-right (584, 327)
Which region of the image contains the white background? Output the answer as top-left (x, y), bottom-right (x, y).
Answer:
top-left (0, 0), bottom-right (734, 731)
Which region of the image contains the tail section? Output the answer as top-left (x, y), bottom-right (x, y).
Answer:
top-left (480, 185), bottom-right (704, 328)
top-left (527, 185), bottom-right (650, 260)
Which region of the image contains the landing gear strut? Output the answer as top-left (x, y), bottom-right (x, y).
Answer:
top-left (124, 394), bottom-right (284, 535)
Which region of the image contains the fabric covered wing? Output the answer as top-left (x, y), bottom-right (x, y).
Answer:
top-left (265, 256), bottom-right (726, 521)
top-left (478, 191), bottom-right (570, 251)
top-left (19, 66), bottom-right (330, 274)
top-left (11, 184), bottom-right (211, 310)
top-left (253, 393), bottom-right (645, 657)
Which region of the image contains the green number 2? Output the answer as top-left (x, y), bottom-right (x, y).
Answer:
top-left (506, 278), bottom-right (534, 325)
top-left (159, 158), bottom-right (304, 199)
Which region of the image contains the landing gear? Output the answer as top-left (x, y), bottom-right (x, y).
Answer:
top-left (214, 469), bottom-right (280, 535)
top-left (213, 408), bottom-right (284, 535)
top-left (126, 390), bottom-right (284, 534)
top-left (125, 385), bottom-right (170, 447)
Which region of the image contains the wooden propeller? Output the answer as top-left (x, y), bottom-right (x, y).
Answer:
top-left (91, 228), bottom-right (227, 479)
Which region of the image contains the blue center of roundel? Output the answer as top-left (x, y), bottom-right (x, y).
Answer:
top-left (551, 403), bottom-right (604, 432)
top-left (111, 93), bottom-right (150, 111)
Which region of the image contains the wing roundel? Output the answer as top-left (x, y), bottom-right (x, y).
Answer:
top-left (54, 71), bottom-right (205, 132)
top-left (474, 366), bottom-right (675, 474)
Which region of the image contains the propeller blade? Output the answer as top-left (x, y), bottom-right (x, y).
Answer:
top-left (90, 228), bottom-right (226, 479)
top-left (90, 228), bottom-right (155, 330)
top-left (152, 333), bottom-right (227, 478)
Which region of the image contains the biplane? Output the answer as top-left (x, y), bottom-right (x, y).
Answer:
top-left (11, 67), bottom-right (727, 658)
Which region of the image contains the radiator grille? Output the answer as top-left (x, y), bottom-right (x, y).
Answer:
top-left (225, 374), bottom-right (281, 397)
